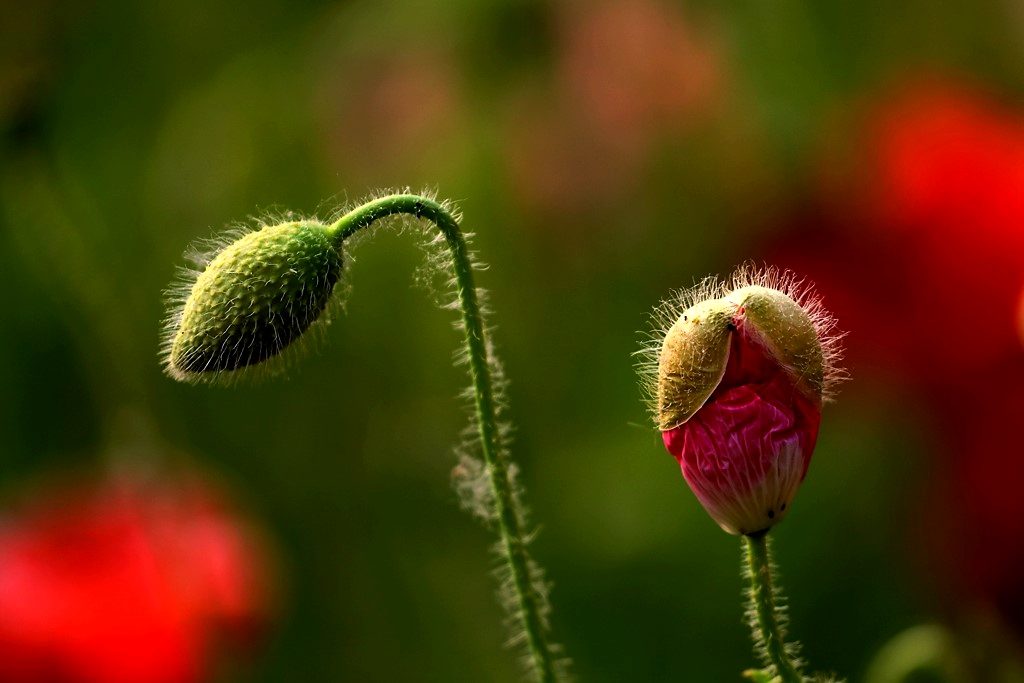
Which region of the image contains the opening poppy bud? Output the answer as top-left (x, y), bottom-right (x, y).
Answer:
top-left (164, 220), bottom-right (344, 382)
top-left (645, 268), bottom-right (843, 535)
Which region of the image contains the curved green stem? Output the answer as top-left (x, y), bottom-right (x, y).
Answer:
top-left (329, 194), bottom-right (560, 683)
top-left (744, 531), bottom-right (803, 683)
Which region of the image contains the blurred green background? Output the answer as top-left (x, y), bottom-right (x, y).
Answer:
top-left (2, 0), bottom-right (1023, 681)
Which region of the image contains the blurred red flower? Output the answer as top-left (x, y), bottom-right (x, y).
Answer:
top-left (931, 387), bottom-right (1024, 633)
top-left (0, 473), bottom-right (273, 683)
top-left (760, 76), bottom-right (1024, 635)
top-left (866, 81), bottom-right (1024, 384)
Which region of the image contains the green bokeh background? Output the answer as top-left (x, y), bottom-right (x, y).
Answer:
top-left (1, 1), bottom-right (1021, 681)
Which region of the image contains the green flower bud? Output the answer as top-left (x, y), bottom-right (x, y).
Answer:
top-left (164, 220), bottom-right (343, 382)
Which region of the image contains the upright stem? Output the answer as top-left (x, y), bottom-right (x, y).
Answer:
top-left (744, 531), bottom-right (803, 683)
top-left (330, 195), bottom-right (559, 683)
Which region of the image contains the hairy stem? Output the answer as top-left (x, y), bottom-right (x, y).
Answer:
top-left (744, 531), bottom-right (802, 683)
top-left (329, 194), bottom-right (560, 683)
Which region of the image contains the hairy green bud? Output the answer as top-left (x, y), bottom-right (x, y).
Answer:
top-left (164, 220), bottom-right (343, 382)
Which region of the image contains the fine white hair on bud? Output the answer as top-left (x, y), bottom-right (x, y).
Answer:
top-left (162, 219), bottom-right (344, 384)
top-left (638, 265), bottom-right (845, 430)
top-left (637, 264), bottom-right (846, 535)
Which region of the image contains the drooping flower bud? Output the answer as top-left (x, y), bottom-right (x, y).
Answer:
top-left (641, 267), bottom-right (843, 535)
top-left (163, 220), bottom-right (344, 382)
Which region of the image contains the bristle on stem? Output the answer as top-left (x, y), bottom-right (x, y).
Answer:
top-left (161, 192), bottom-right (567, 682)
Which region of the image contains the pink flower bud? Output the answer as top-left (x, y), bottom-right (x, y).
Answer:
top-left (641, 267), bottom-right (844, 535)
